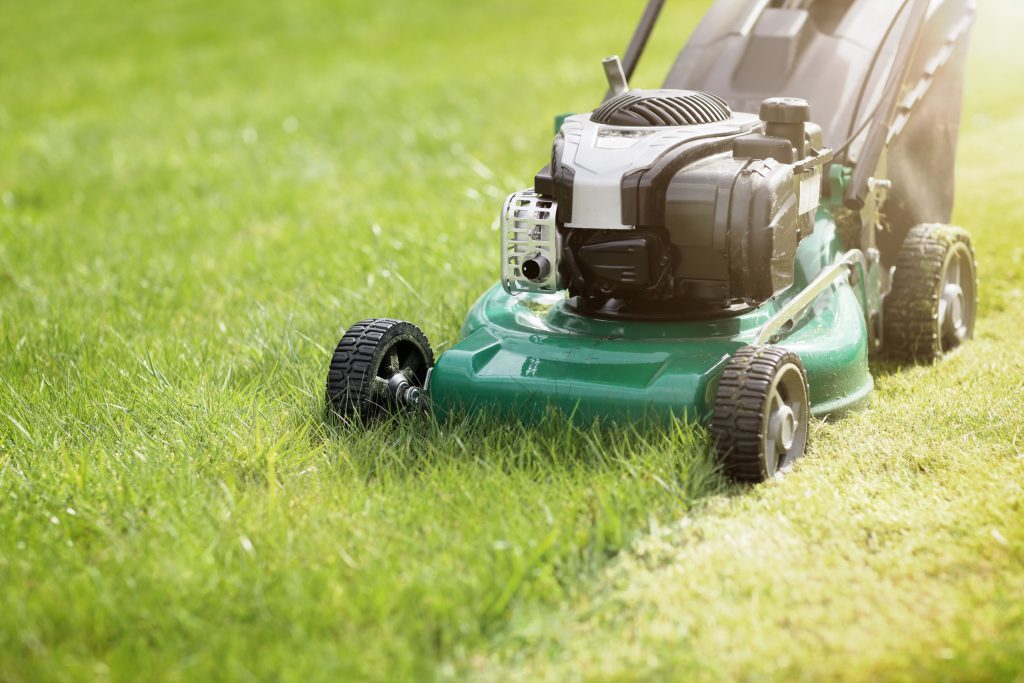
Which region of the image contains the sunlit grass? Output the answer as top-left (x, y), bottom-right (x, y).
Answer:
top-left (1, 0), bottom-right (1022, 681)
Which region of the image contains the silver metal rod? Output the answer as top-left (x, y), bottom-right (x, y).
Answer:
top-left (602, 56), bottom-right (629, 98)
top-left (603, 0), bottom-right (666, 101)
top-left (755, 250), bottom-right (866, 346)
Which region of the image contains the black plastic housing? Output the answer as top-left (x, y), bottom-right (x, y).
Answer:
top-left (554, 131), bottom-right (814, 310)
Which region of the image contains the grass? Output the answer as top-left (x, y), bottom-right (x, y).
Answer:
top-left (0, 0), bottom-right (1022, 681)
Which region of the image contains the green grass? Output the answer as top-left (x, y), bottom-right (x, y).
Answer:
top-left (0, 0), bottom-right (1022, 681)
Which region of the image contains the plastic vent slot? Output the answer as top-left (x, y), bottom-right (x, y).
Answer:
top-left (591, 90), bottom-right (732, 127)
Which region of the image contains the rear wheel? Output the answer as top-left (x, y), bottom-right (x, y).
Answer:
top-left (710, 346), bottom-right (810, 482)
top-left (884, 224), bottom-right (977, 362)
top-left (325, 319), bottom-right (434, 420)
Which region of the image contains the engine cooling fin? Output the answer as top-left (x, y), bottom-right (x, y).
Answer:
top-left (591, 89), bottom-right (732, 127)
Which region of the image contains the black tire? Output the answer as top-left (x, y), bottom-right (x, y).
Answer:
top-left (325, 319), bottom-right (434, 420)
top-left (709, 346), bottom-right (810, 483)
top-left (884, 224), bottom-right (977, 363)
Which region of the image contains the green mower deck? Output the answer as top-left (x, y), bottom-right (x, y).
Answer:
top-left (429, 211), bottom-right (873, 424)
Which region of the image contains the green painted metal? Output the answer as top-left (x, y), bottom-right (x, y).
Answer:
top-left (828, 164), bottom-right (853, 208)
top-left (429, 209), bottom-right (873, 424)
top-left (553, 112), bottom-right (573, 134)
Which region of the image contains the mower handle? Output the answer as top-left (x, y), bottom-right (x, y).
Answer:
top-left (844, 0), bottom-right (931, 210)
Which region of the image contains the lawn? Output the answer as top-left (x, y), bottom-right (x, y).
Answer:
top-left (0, 0), bottom-right (1021, 681)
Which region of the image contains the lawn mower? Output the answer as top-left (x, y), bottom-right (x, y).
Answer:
top-left (325, 0), bottom-right (977, 482)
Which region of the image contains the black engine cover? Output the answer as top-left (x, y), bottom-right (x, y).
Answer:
top-left (575, 232), bottom-right (669, 289)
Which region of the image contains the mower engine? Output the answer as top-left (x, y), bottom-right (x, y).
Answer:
top-left (503, 69), bottom-right (831, 316)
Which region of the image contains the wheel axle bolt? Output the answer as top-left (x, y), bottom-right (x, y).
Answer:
top-left (387, 372), bottom-right (428, 412)
top-left (404, 386), bottom-right (427, 412)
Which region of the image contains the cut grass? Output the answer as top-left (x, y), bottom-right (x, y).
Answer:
top-left (1, 0), bottom-right (1023, 681)
top-left (471, 322), bottom-right (1024, 681)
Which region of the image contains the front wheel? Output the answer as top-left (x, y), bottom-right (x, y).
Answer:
top-left (884, 224), bottom-right (977, 362)
top-left (709, 346), bottom-right (810, 483)
top-left (325, 319), bottom-right (434, 420)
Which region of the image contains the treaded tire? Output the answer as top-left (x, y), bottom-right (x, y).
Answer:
top-left (709, 346), bottom-right (810, 483)
top-left (884, 224), bottom-right (977, 363)
top-left (325, 319), bottom-right (434, 420)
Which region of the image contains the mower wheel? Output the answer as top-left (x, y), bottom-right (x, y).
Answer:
top-left (709, 346), bottom-right (810, 483)
top-left (884, 224), bottom-right (977, 362)
top-left (325, 319), bottom-right (434, 420)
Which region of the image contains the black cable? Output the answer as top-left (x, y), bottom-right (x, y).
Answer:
top-left (832, 94), bottom-right (886, 160)
top-left (839, 0), bottom-right (915, 160)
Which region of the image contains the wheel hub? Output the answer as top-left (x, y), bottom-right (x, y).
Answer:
top-left (936, 244), bottom-right (976, 349)
top-left (761, 362), bottom-right (809, 477)
top-left (941, 282), bottom-right (966, 338)
top-left (769, 404), bottom-right (797, 452)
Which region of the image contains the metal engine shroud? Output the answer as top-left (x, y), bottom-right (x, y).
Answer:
top-left (504, 89), bottom-right (830, 313)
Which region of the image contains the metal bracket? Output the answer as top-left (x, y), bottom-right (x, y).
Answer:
top-left (755, 250), bottom-right (866, 346)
